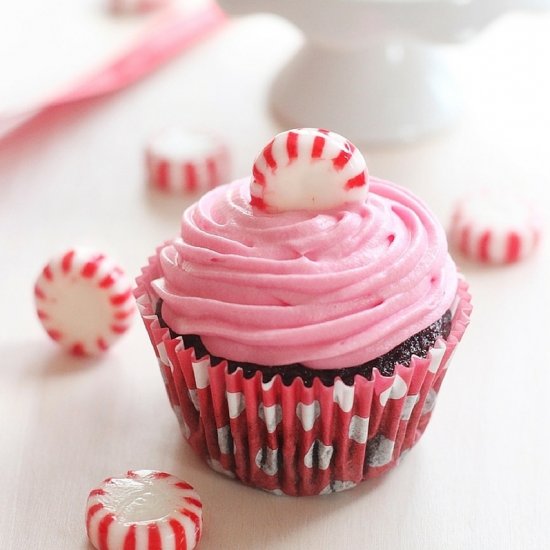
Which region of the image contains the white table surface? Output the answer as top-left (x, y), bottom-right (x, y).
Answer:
top-left (1, 9), bottom-right (550, 550)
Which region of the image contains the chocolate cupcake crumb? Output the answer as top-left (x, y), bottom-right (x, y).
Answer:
top-left (157, 301), bottom-right (451, 387)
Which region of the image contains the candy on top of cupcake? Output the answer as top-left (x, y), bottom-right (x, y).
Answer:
top-left (137, 128), bottom-right (470, 497)
top-left (250, 128), bottom-right (369, 212)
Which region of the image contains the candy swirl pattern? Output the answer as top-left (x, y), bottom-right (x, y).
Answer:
top-left (152, 177), bottom-right (458, 369)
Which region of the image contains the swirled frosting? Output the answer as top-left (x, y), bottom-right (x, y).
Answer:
top-left (152, 177), bottom-right (458, 369)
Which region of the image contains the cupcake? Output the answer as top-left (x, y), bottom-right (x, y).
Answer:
top-left (135, 128), bottom-right (471, 496)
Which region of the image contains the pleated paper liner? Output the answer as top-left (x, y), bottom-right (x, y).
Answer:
top-left (136, 254), bottom-right (471, 496)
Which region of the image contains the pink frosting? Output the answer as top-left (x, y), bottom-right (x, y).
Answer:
top-left (151, 177), bottom-right (458, 369)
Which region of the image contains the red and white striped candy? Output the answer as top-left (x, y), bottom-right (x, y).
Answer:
top-left (34, 248), bottom-right (134, 356)
top-left (146, 127), bottom-right (231, 194)
top-left (250, 128), bottom-right (369, 212)
top-left (450, 190), bottom-right (542, 265)
top-left (86, 470), bottom-right (202, 550)
top-left (109, 0), bottom-right (171, 14)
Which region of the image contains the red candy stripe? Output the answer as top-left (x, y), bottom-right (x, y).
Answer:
top-left (250, 128), bottom-right (368, 211)
top-left (123, 525), bottom-right (136, 550)
top-left (146, 127), bottom-right (230, 195)
top-left (450, 191), bottom-right (542, 265)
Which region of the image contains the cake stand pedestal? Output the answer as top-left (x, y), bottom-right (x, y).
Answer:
top-left (217, 0), bottom-right (550, 144)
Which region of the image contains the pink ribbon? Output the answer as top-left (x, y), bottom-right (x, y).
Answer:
top-left (0, 3), bottom-right (226, 140)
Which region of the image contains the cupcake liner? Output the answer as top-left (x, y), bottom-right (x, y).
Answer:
top-left (135, 255), bottom-right (472, 496)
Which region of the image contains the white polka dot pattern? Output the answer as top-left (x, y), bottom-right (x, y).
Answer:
top-left (348, 415), bottom-right (370, 444)
top-left (379, 374), bottom-right (408, 406)
top-left (304, 441), bottom-right (334, 470)
top-left (366, 435), bottom-right (395, 467)
top-left (296, 401), bottom-right (321, 431)
top-left (227, 391), bottom-right (245, 419)
top-left (422, 388), bottom-right (438, 415)
top-left (136, 255), bottom-right (472, 496)
top-left (401, 395), bottom-right (420, 421)
top-left (255, 447), bottom-right (280, 476)
top-left (320, 481), bottom-right (357, 495)
top-left (258, 403), bottom-right (283, 433)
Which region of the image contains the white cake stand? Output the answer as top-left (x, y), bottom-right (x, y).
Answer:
top-left (217, 0), bottom-right (549, 144)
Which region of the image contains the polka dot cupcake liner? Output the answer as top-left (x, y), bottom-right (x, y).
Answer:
top-left (135, 255), bottom-right (472, 497)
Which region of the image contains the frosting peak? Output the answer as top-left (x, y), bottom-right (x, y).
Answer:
top-left (152, 177), bottom-right (458, 369)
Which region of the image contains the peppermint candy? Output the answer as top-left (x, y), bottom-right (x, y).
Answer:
top-left (34, 248), bottom-right (134, 356)
top-left (450, 189), bottom-right (542, 265)
top-left (250, 128), bottom-right (369, 211)
top-left (86, 470), bottom-right (202, 550)
top-left (146, 127), bottom-right (231, 194)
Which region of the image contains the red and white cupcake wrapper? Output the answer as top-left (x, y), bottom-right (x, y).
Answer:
top-left (146, 127), bottom-right (231, 195)
top-left (135, 256), bottom-right (471, 496)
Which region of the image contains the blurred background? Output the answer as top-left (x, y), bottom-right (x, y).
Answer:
top-left (1, 1), bottom-right (549, 549)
